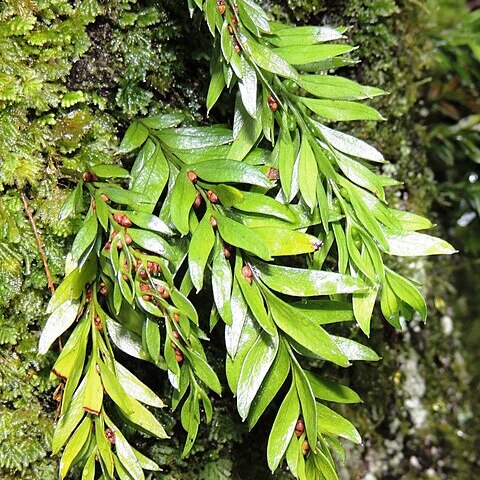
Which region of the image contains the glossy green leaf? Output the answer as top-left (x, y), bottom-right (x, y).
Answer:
top-left (91, 164), bottom-right (130, 179)
top-left (71, 215), bottom-right (98, 263)
top-left (269, 25), bottom-right (343, 47)
top-left (170, 170), bottom-right (198, 235)
top-left (39, 299), bottom-right (80, 355)
top-left (303, 98), bottom-right (383, 121)
top-left (331, 335), bottom-right (380, 361)
top-left (127, 211), bottom-right (174, 236)
top-left (52, 378), bottom-right (86, 454)
top-left (238, 59), bottom-right (258, 118)
top-left (181, 391), bottom-right (200, 456)
top-left (140, 113), bottom-right (185, 130)
top-left (298, 135), bottom-right (317, 211)
top-left (267, 382), bottom-right (299, 472)
top-left (293, 299), bottom-right (354, 324)
top-left (60, 417), bottom-right (91, 478)
top-left (106, 318), bottom-right (149, 361)
top-left (158, 126), bottom-right (232, 149)
top-left (300, 75), bottom-right (384, 100)
top-left (212, 238), bottom-right (233, 325)
top-left (317, 403), bottom-right (361, 444)
top-left (252, 260), bottom-right (366, 296)
top-left (238, 0), bottom-right (271, 35)
top-left (132, 447), bottom-right (161, 471)
top-left (278, 128), bottom-right (296, 200)
top-left (305, 371), bottom-right (361, 403)
top-left (207, 49), bottom-right (225, 113)
top-left (188, 214), bottom-right (215, 292)
top-left (265, 291), bottom-right (349, 367)
top-left (352, 287), bottom-right (378, 337)
top-left (81, 451), bottom-right (95, 480)
top-left (316, 122), bottom-right (384, 163)
top-left (144, 318), bottom-right (161, 363)
top-left (385, 232), bottom-right (456, 256)
top-left (386, 268), bottom-right (427, 321)
top-left (225, 280), bottom-right (248, 359)
top-left (237, 330), bottom-right (279, 420)
top-left (236, 264), bottom-right (276, 336)
top-left (252, 227), bottom-right (319, 256)
top-left (215, 214), bottom-right (271, 260)
top-left (294, 364), bottom-right (318, 453)
top-left (100, 362), bottom-right (169, 438)
top-left (83, 360), bottom-right (103, 415)
top-left (128, 228), bottom-right (175, 262)
top-left (186, 350), bottom-right (222, 395)
top-left (130, 142), bottom-right (169, 213)
top-left (232, 191), bottom-right (296, 221)
top-left (380, 279), bottom-right (401, 328)
top-left (248, 340), bottom-right (291, 428)
top-left (275, 44), bottom-right (354, 65)
top-left (119, 121), bottom-right (149, 153)
top-left (95, 416), bottom-right (114, 477)
top-left (115, 429), bottom-right (145, 480)
top-left (116, 362), bottom-right (165, 408)
top-left (239, 31), bottom-right (300, 81)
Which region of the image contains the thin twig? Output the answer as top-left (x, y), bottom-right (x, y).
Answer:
top-left (20, 191), bottom-right (55, 294)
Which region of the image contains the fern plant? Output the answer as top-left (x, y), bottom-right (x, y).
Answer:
top-left (40, 1), bottom-right (455, 479)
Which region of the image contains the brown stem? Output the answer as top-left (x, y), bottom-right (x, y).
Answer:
top-left (20, 191), bottom-right (55, 294)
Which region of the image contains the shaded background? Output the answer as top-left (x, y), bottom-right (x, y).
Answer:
top-left (0, 0), bottom-right (478, 478)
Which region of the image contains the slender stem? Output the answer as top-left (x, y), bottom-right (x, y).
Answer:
top-left (20, 191), bottom-right (55, 294)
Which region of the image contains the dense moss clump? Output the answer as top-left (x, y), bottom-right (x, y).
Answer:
top-left (0, 0), bottom-right (477, 478)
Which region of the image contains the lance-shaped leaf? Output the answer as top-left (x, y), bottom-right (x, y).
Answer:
top-left (95, 416), bottom-right (114, 477)
top-left (315, 122), bottom-right (384, 163)
top-left (130, 142), bottom-right (169, 213)
top-left (215, 214), bottom-right (271, 260)
top-left (385, 232), bottom-right (456, 256)
top-left (274, 44), bottom-right (354, 65)
top-left (267, 381), bottom-right (300, 472)
top-left (83, 360), bottom-right (103, 415)
top-left (303, 98), bottom-right (384, 121)
top-left (212, 237), bottom-right (233, 325)
top-left (248, 340), bottom-right (291, 429)
top-left (298, 135), bottom-right (317, 211)
top-left (225, 280), bottom-right (248, 359)
top-left (252, 260), bottom-right (366, 296)
top-left (119, 121), bottom-right (149, 153)
top-left (99, 361), bottom-right (169, 438)
top-left (91, 164), bottom-right (130, 179)
top-left (158, 126), bottom-right (232, 149)
top-left (185, 349), bottom-right (222, 395)
top-left (52, 378), bottom-right (87, 454)
top-left (265, 291), bottom-right (349, 367)
top-left (71, 214), bottom-right (98, 263)
top-left (181, 390), bottom-right (200, 457)
top-left (170, 170), bottom-right (197, 235)
top-left (305, 371), bottom-right (362, 404)
top-left (143, 318), bottom-right (161, 363)
top-left (331, 335), bottom-right (380, 361)
top-left (115, 428), bottom-right (145, 480)
top-left (188, 214), bottom-right (215, 292)
top-left (293, 300), bottom-right (354, 325)
top-left (300, 75), bottom-right (384, 100)
top-left (268, 25), bottom-right (343, 47)
top-left (295, 366), bottom-right (318, 454)
top-left (39, 299), bottom-right (80, 355)
top-left (352, 286), bottom-right (379, 337)
top-left (385, 268), bottom-right (427, 321)
top-left (238, 59), bottom-right (258, 118)
top-left (193, 159), bottom-right (272, 187)
top-left (231, 191), bottom-right (296, 222)
top-left (252, 227), bottom-right (319, 256)
top-left (237, 330), bottom-right (279, 420)
top-left (116, 362), bottom-right (165, 408)
top-left (127, 211), bottom-right (174, 236)
top-left (128, 228), bottom-right (175, 262)
top-left (106, 318), bottom-right (150, 361)
top-left (59, 417), bottom-right (91, 478)
top-left (316, 403), bottom-right (361, 444)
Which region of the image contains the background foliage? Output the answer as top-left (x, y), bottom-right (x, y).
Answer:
top-left (0, 0), bottom-right (478, 478)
